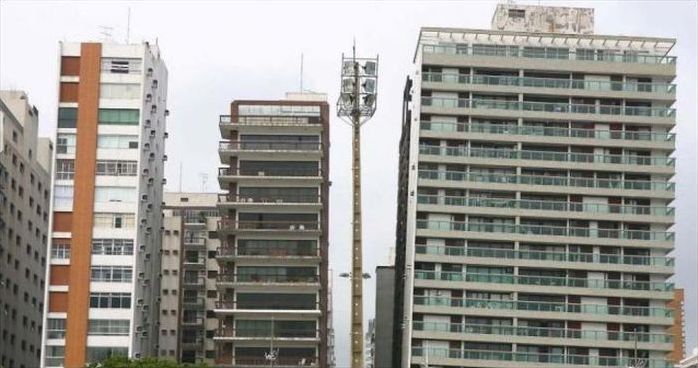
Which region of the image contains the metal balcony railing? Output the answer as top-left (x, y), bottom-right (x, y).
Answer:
top-left (218, 194), bottom-right (321, 205)
top-left (218, 219), bottom-right (320, 231)
top-left (217, 245), bottom-right (319, 257)
top-left (414, 270), bottom-right (674, 291)
top-left (216, 327), bottom-right (318, 339)
top-left (218, 167), bottom-right (322, 178)
top-left (417, 170), bottom-right (675, 192)
top-left (219, 141), bottom-right (321, 152)
top-left (422, 72), bottom-right (677, 94)
top-left (217, 273), bottom-right (319, 284)
top-left (421, 121), bottom-right (676, 143)
top-left (415, 245), bottom-right (674, 267)
top-left (413, 295), bottom-right (673, 318)
top-left (215, 300), bottom-right (319, 310)
top-left (421, 97), bottom-right (676, 118)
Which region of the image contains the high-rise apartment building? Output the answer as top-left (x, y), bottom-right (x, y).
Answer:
top-left (215, 92), bottom-right (330, 366)
top-left (160, 192), bottom-right (220, 364)
top-left (0, 90), bottom-right (53, 368)
top-left (394, 4), bottom-right (678, 367)
top-left (40, 41), bottom-right (168, 367)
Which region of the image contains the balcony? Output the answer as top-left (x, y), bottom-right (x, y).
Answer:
top-left (415, 245), bottom-right (674, 268)
top-left (421, 97), bottom-right (675, 120)
top-left (219, 141), bottom-right (321, 152)
top-left (181, 316), bottom-right (205, 326)
top-left (416, 195), bottom-right (674, 218)
top-left (182, 257), bottom-right (206, 268)
top-left (218, 167), bottom-right (323, 185)
top-left (215, 300), bottom-right (320, 312)
top-left (217, 246), bottom-right (320, 262)
top-left (216, 356), bottom-right (318, 367)
top-left (215, 327), bottom-right (319, 340)
top-left (422, 43), bottom-right (677, 65)
top-left (420, 121), bottom-right (675, 144)
top-left (418, 170), bottom-right (675, 193)
top-left (422, 72), bottom-right (677, 95)
top-left (413, 295), bottom-right (673, 319)
top-left (414, 270), bottom-right (674, 292)
top-left (182, 297), bottom-right (206, 308)
top-left (419, 145), bottom-right (675, 168)
top-left (412, 321), bottom-right (672, 343)
top-left (183, 237), bottom-right (207, 248)
top-left (411, 347), bottom-right (672, 368)
top-left (416, 220), bottom-right (673, 242)
top-left (218, 219), bottom-right (321, 233)
top-left (181, 276), bottom-right (207, 289)
top-left (218, 193), bottom-right (322, 207)
top-left (217, 273), bottom-right (319, 286)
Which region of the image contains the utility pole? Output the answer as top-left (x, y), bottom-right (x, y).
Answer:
top-left (337, 43), bottom-right (378, 368)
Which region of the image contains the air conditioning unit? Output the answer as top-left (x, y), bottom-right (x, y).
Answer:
top-left (144, 119), bottom-right (151, 127)
top-left (146, 203), bottom-right (153, 211)
top-left (145, 94), bottom-right (152, 102)
top-left (145, 253), bottom-right (152, 261)
top-left (147, 67), bottom-right (153, 76)
top-left (139, 244), bottom-right (146, 252)
top-left (138, 272), bottom-right (145, 279)
top-left (150, 130), bottom-right (156, 138)
top-left (137, 298), bottom-right (144, 305)
top-left (142, 168), bottom-right (150, 176)
top-left (148, 178), bottom-right (154, 186)
top-left (165, 110), bottom-right (170, 117)
top-left (141, 194), bottom-right (148, 202)
top-left (140, 218), bottom-right (147, 226)
top-left (164, 132), bottom-right (169, 139)
top-left (143, 142), bottom-right (150, 151)
top-left (149, 152), bottom-right (155, 160)
top-left (162, 178), bottom-right (167, 185)
top-left (163, 155), bottom-right (168, 161)
top-left (145, 227), bottom-right (152, 234)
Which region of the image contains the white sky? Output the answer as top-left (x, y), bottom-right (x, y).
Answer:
top-left (1, 1), bottom-right (696, 366)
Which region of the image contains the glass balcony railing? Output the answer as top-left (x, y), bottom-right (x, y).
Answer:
top-left (219, 141), bottom-right (321, 152)
top-left (422, 72), bottom-right (677, 94)
top-left (218, 193), bottom-right (321, 204)
top-left (218, 219), bottom-right (320, 231)
top-left (412, 321), bottom-right (672, 343)
top-left (414, 270), bottom-right (674, 291)
top-left (421, 97), bottom-right (676, 118)
top-left (219, 115), bottom-right (321, 126)
top-left (222, 327), bottom-right (317, 339)
top-left (413, 296), bottom-right (673, 318)
top-left (416, 245), bottom-right (674, 267)
top-left (420, 121), bottom-right (676, 142)
top-left (416, 219), bottom-right (674, 242)
top-left (217, 245), bottom-right (319, 257)
top-left (422, 43), bottom-right (677, 65)
top-left (218, 167), bottom-right (322, 178)
top-left (416, 195), bottom-right (674, 216)
top-left (411, 346), bottom-right (672, 368)
top-left (217, 273), bottom-right (319, 284)
top-left (418, 170), bottom-right (675, 192)
top-left (229, 357), bottom-right (319, 366)
top-left (419, 145), bottom-right (675, 167)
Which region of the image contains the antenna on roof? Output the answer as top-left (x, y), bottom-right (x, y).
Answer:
top-left (299, 53), bottom-right (305, 92)
top-left (126, 7), bottom-right (131, 44)
top-left (198, 173), bottom-right (208, 192)
top-left (99, 25), bottom-right (114, 42)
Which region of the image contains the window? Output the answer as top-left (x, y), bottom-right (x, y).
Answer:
top-left (53, 185), bottom-right (74, 208)
top-left (46, 318), bottom-right (66, 339)
top-left (91, 266), bottom-right (132, 282)
top-left (508, 8), bottom-right (525, 18)
top-left (57, 108), bottom-right (77, 128)
top-left (56, 134), bottom-right (76, 154)
top-left (94, 187), bottom-right (137, 203)
top-left (91, 239), bottom-right (134, 255)
top-left (88, 319), bottom-right (130, 335)
top-left (97, 135), bottom-right (138, 149)
top-left (55, 159), bottom-right (75, 180)
top-left (50, 241), bottom-right (70, 260)
top-left (99, 83), bottom-right (141, 99)
top-left (45, 346), bottom-right (64, 367)
top-left (96, 160), bottom-right (138, 176)
top-left (101, 58), bottom-right (142, 74)
top-left (86, 347), bottom-right (128, 363)
top-left (89, 293), bottom-right (131, 308)
top-left (93, 213), bottom-right (135, 229)
top-left (98, 109), bottom-right (139, 125)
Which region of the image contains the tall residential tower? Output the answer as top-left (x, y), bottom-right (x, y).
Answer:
top-left (394, 4), bottom-right (678, 367)
top-left (0, 90), bottom-right (53, 368)
top-left (41, 41), bottom-right (168, 367)
top-left (215, 92), bottom-right (330, 366)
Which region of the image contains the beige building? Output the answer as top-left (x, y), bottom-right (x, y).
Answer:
top-left (394, 3), bottom-right (678, 367)
top-left (0, 90), bottom-right (53, 368)
top-left (159, 192), bottom-right (220, 364)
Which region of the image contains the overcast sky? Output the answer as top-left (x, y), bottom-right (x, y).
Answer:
top-left (1, 0), bottom-right (696, 365)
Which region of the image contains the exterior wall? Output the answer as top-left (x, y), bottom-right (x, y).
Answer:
top-left (40, 41), bottom-right (168, 367)
top-left (667, 289), bottom-right (685, 364)
top-left (0, 91), bottom-right (53, 368)
top-left (160, 192), bottom-right (220, 365)
top-left (396, 7), bottom-right (677, 368)
top-left (374, 266), bottom-right (395, 368)
top-left (215, 94), bottom-right (330, 367)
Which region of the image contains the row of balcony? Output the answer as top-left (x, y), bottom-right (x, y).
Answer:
top-left (219, 115), bottom-right (321, 126)
top-left (219, 141), bottom-right (322, 152)
top-left (412, 321), bottom-right (671, 343)
top-left (415, 245), bottom-right (674, 267)
top-left (416, 195), bottom-right (674, 217)
top-left (420, 121), bottom-right (675, 142)
top-left (219, 167), bottom-right (321, 178)
top-left (411, 347), bottom-right (671, 368)
top-left (218, 219), bottom-right (320, 232)
top-left (414, 271), bottom-right (673, 291)
top-left (215, 327), bottom-right (318, 339)
top-left (422, 72), bottom-right (676, 94)
top-left (217, 274), bottom-right (319, 284)
top-left (217, 246), bottom-right (318, 258)
top-left (218, 194), bottom-right (321, 205)
top-left (422, 43), bottom-right (677, 65)
top-left (413, 296), bottom-right (673, 318)
top-left (416, 220), bottom-right (673, 242)
top-left (418, 170), bottom-right (674, 192)
top-left (214, 300), bottom-right (319, 310)
top-left (215, 356), bottom-right (318, 367)
top-left (419, 145), bottom-right (675, 167)
top-left (421, 97), bottom-right (675, 118)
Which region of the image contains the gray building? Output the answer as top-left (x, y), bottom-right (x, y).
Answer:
top-left (0, 90), bottom-right (53, 368)
top-left (394, 3), bottom-right (678, 367)
top-left (374, 266), bottom-right (395, 368)
top-left (160, 192), bottom-right (220, 364)
top-left (215, 92), bottom-right (330, 366)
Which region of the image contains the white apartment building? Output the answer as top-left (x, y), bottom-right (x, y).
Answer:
top-left (394, 4), bottom-right (679, 368)
top-left (40, 41), bottom-right (168, 367)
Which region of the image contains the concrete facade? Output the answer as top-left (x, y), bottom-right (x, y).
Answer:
top-left (40, 41), bottom-right (168, 367)
top-left (0, 90), bottom-right (53, 368)
top-left (215, 92), bottom-right (330, 367)
top-left (394, 4), bottom-right (678, 367)
top-left (159, 192), bottom-right (220, 365)
top-left (374, 266), bottom-right (395, 368)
